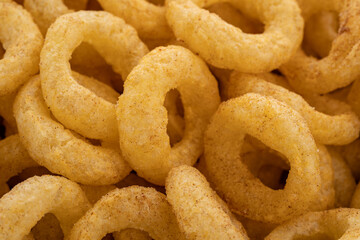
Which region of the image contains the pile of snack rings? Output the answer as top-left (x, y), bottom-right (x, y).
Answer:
top-left (2, 0), bottom-right (360, 239)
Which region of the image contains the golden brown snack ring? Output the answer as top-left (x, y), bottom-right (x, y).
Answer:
top-left (117, 46), bottom-right (220, 185)
top-left (166, 165), bottom-right (249, 240)
top-left (40, 11), bottom-right (148, 142)
top-left (0, 0), bottom-right (43, 96)
top-left (13, 76), bottom-right (131, 185)
top-left (265, 208), bottom-right (360, 240)
top-left (227, 72), bottom-right (360, 145)
top-left (165, 0), bottom-right (303, 72)
top-left (280, 0), bottom-right (360, 94)
top-left (69, 186), bottom-right (185, 240)
top-left (204, 93), bottom-right (321, 223)
top-left (0, 175), bottom-right (91, 240)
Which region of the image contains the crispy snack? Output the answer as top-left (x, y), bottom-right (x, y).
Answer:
top-left (117, 46), bottom-right (220, 185)
top-left (265, 208), bottom-right (360, 239)
top-left (204, 93), bottom-right (321, 223)
top-left (0, 134), bottom-right (38, 196)
top-left (165, 0), bottom-right (303, 73)
top-left (0, 175), bottom-right (91, 240)
top-left (23, 0), bottom-right (109, 69)
top-left (328, 148), bottom-right (356, 207)
top-left (303, 11), bottom-right (338, 58)
top-left (40, 11), bottom-right (148, 142)
top-left (166, 165), bottom-right (249, 240)
top-left (97, 0), bottom-right (173, 40)
top-left (69, 186), bottom-right (185, 240)
top-left (0, 0), bottom-right (43, 96)
top-left (13, 76), bottom-right (131, 185)
top-left (227, 72), bottom-right (360, 145)
top-left (280, 0), bottom-right (360, 94)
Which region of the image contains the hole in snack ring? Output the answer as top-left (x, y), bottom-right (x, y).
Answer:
top-left (63, 0), bottom-right (88, 11)
top-left (0, 117), bottom-right (5, 140)
top-left (86, 0), bottom-right (103, 10)
top-left (303, 11), bottom-right (339, 59)
top-left (206, 2), bottom-right (264, 34)
top-left (0, 42), bottom-right (5, 60)
top-left (164, 89), bottom-right (185, 147)
top-left (293, 233), bottom-right (335, 240)
top-left (31, 213), bottom-right (64, 240)
top-left (241, 135), bottom-right (290, 190)
top-left (7, 166), bottom-right (52, 190)
top-left (147, 0), bottom-right (164, 6)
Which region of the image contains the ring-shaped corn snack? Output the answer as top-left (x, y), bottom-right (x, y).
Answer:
top-left (165, 0), bottom-right (303, 73)
top-left (280, 0), bottom-right (360, 94)
top-left (40, 11), bottom-right (148, 142)
top-left (204, 93), bottom-right (321, 223)
top-left (227, 72), bottom-right (360, 145)
top-left (0, 175), bottom-right (91, 240)
top-left (166, 165), bottom-right (249, 240)
top-left (117, 46), bottom-right (220, 185)
top-left (69, 186), bottom-right (185, 240)
top-left (265, 208), bottom-right (360, 240)
top-left (0, 0), bottom-right (43, 96)
top-left (13, 76), bottom-right (131, 185)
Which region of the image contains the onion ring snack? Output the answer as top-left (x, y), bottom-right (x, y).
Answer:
top-left (166, 165), bottom-right (249, 240)
top-left (165, 0), bottom-right (303, 72)
top-left (227, 72), bottom-right (360, 145)
top-left (13, 76), bottom-right (131, 185)
top-left (0, 0), bottom-right (43, 96)
top-left (0, 175), bottom-right (91, 240)
top-left (69, 186), bottom-right (185, 240)
top-left (265, 208), bottom-right (360, 240)
top-left (117, 45), bottom-right (220, 185)
top-left (98, 0), bottom-right (173, 40)
top-left (204, 93), bottom-right (321, 223)
top-left (280, 0), bottom-right (360, 94)
top-left (23, 0), bottom-right (109, 69)
top-left (40, 11), bottom-right (148, 142)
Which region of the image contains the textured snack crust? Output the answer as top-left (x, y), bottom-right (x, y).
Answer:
top-left (98, 0), bottom-right (173, 39)
top-left (228, 72), bottom-right (360, 145)
top-left (204, 94), bottom-right (321, 223)
top-left (117, 45), bottom-right (220, 185)
top-left (69, 186), bottom-right (185, 240)
top-left (166, 165), bottom-right (249, 240)
top-left (265, 208), bottom-right (360, 240)
top-left (13, 76), bottom-right (131, 185)
top-left (165, 0), bottom-right (303, 72)
top-left (0, 175), bottom-right (91, 240)
top-left (40, 11), bottom-right (148, 141)
top-left (0, 0), bottom-right (43, 96)
top-left (280, 0), bottom-right (360, 94)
